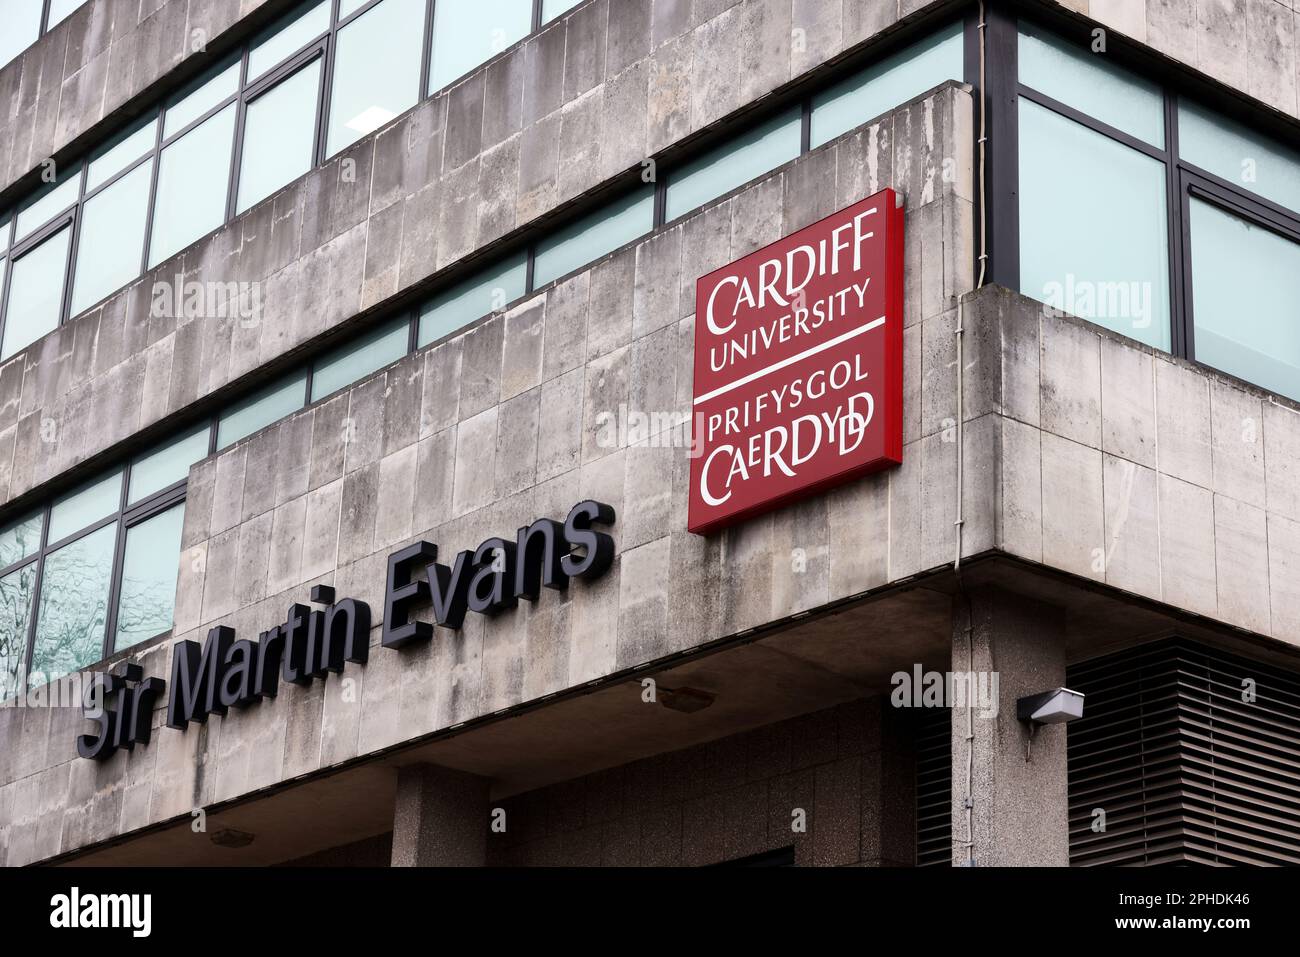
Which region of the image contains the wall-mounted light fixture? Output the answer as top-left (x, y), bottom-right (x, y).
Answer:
top-left (1016, 687), bottom-right (1084, 760)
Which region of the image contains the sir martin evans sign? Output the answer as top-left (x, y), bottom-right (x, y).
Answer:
top-left (688, 190), bottom-right (904, 534)
top-left (75, 501), bottom-right (615, 760)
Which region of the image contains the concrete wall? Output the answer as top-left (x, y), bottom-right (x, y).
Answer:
top-left (0, 82), bottom-right (974, 866)
top-left (965, 284), bottom-right (1300, 645)
top-left (485, 697), bottom-right (915, 867)
top-left (1050, 0), bottom-right (1300, 119)
top-left (0, 0), bottom-right (962, 506)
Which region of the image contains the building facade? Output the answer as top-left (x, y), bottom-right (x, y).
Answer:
top-left (1, 0), bottom-right (1299, 867)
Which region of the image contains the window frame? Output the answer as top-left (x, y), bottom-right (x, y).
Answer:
top-left (1003, 11), bottom-right (1300, 387)
top-left (0, 455), bottom-right (190, 694)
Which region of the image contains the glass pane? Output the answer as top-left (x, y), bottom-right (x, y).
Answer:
top-left (1, 226), bottom-right (71, 360)
top-left (0, 512), bottom-right (43, 569)
top-left (86, 116), bottom-right (157, 192)
top-left (71, 158), bottom-right (152, 316)
top-left (0, 564), bottom-right (37, 702)
top-left (49, 470), bottom-right (122, 544)
top-left (328, 0), bottom-right (425, 157)
top-left (248, 0), bottom-right (330, 82)
top-left (542, 0), bottom-right (583, 23)
top-left (340, 0), bottom-right (370, 18)
top-left (1019, 24), bottom-right (1164, 147)
top-left (811, 22), bottom-right (964, 149)
top-left (29, 522), bottom-right (116, 685)
top-left (237, 60), bottom-right (322, 213)
top-left (666, 110), bottom-right (800, 222)
top-left (1179, 99), bottom-right (1300, 213)
top-left (129, 426), bottom-right (210, 504)
top-left (1190, 199), bottom-right (1300, 402)
top-left (429, 0), bottom-right (531, 93)
top-left (418, 254), bottom-right (528, 346)
top-left (534, 189), bottom-right (654, 287)
top-left (217, 373), bottom-right (307, 448)
top-left (0, 0), bottom-right (42, 69)
top-left (114, 503), bottom-right (184, 651)
top-left (14, 168), bottom-right (80, 241)
top-left (164, 60), bottom-right (240, 139)
top-left (47, 0), bottom-right (86, 29)
top-left (311, 316), bottom-right (409, 401)
top-left (149, 104), bottom-right (237, 267)
top-left (1018, 99), bottom-right (1170, 350)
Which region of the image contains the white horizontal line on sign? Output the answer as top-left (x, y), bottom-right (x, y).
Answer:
top-left (693, 316), bottom-right (887, 405)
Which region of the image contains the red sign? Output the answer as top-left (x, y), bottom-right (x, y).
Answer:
top-left (688, 190), bottom-right (904, 535)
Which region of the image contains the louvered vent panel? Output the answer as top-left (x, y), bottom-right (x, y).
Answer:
top-left (1067, 638), bottom-right (1300, 866)
top-left (915, 706), bottom-right (952, 867)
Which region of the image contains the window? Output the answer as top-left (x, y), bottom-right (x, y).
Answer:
top-left (1014, 18), bottom-right (1300, 402)
top-left (429, 0), bottom-right (532, 93)
top-left (533, 188), bottom-right (655, 287)
top-left (417, 254), bottom-right (528, 347)
top-left (238, 61), bottom-right (323, 213)
top-left (0, 0), bottom-right (89, 72)
top-left (71, 159), bottom-right (153, 316)
top-left (0, 430), bottom-right (205, 697)
top-left (3, 226), bottom-right (72, 360)
top-left (150, 103), bottom-right (238, 267)
top-left (217, 374), bottom-right (309, 450)
top-left (1178, 100), bottom-right (1300, 217)
top-left (1018, 23), bottom-right (1163, 147)
top-left (811, 21), bottom-right (964, 149)
top-left (1188, 198), bottom-right (1300, 402)
top-left (328, 0), bottom-right (424, 157)
top-left (1019, 99), bottom-right (1170, 350)
top-left (311, 317), bottom-right (409, 402)
top-left (541, 0), bottom-right (583, 23)
top-left (665, 111), bottom-right (801, 223)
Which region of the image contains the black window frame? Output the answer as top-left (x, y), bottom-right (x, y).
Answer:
top-left (0, 438), bottom-right (202, 699)
top-left (1000, 7), bottom-right (1300, 394)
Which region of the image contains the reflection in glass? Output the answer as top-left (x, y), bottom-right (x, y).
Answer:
top-left (30, 522), bottom-right (116, 685)
top-left (1019, 24), bottom-right (1164, 147)
top-left (72, 159), bottom-right (153, 315)
top-left (1179, 99), bottom-right (1300, 213)
top-left (811, 22), bottom-right (964, 149)
top-left (217, 374), bottom-right (308, 449)
top-left (0, 564), bottom-right (36, 701)
top-left (534, 189), bottom-right (655, 287)
top-left (1018, 99), bottom-right (1170, 351)
top-left (238, 60), bottom-right (322, 213)
top-left (328, 0), bottom-right (424, 157)
top-left (129, 427), bottom-right (210, 504)
top-left (114, 504), bottom-right (184, 652)
top-left (49, 471), bottom-right (123, 544)
top-left (665, 110), bottom-right (800, 222)
top-left (418, 254), bottom-right (528, 346)
top-left (429, 0), bottom-right (531, 93)
top-left (1190, 198), bottom-right (1300, 402)
top-left (150, 104), bottom-right (237, 267)
top-left (311, 317), bottom-right (409, 401)
top-left (248, 0), bottom-right (330, 82)
top-left (2, 227), bottom-right (71, 360)
top-left (0, 513), bottom-right (42, 569)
